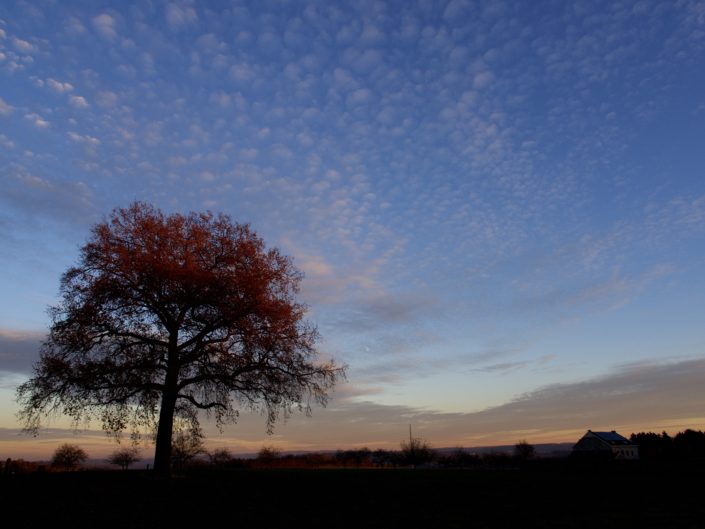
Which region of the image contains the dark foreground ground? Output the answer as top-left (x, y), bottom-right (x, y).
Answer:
top-left (3, 460), bottom-right (705, 528)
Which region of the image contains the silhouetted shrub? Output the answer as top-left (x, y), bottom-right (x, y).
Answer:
top-left (400, 437), bottom-right (435, 467)
top-left (107, 447), bottom-right (141, 470)
top-left (171, 429), bottom-right (206, 472)
top-left (513, 441), bottom-right (536, 462)
top-left (335, 448), bottom-right (373, 467)
top-left (51, 444), bottom-right (88, 470)
top-left (208, 448), bottom-right (233, 467)
top-left (438, 448), bottom-right (481, 468)
top-left (372, 449), bottom-right (396, 467)
top-left (481, 451), bottom-right (513, 468)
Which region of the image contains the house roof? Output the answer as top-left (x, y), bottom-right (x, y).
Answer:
top-left (589, 430), bottom-right (633, 446)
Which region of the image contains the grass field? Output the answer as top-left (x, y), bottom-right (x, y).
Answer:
top-left (3, 461), bottom-right (705, 528)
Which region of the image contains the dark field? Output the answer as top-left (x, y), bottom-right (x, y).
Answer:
top-left (3, 461), bottom-right (705, 528)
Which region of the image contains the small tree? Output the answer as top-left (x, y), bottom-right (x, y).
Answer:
top-left (51, 443), bottom-right (88, 470)
top-left (256, 445), bottom-right (281, 466)
top-left (400, 436), bottom-right (434, 468)
top-left (208, 448), bottom-right (233, 466)
top-left (107, 447), bottom-right (141, 470)
top-left (171, 427), bottom-right (205, 472)
top-left (513, 440), bottom-right (536, 461)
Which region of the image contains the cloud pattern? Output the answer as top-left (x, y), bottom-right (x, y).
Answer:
top-left (0, 1), bottom-right (704, 444)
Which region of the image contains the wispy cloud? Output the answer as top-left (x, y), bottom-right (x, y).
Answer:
top-left (0, 96), bottom-right (12, 115)
top-left (1, 169), bottom-right (96, 226)
top-left (0, 327), bottom-right (43, 375)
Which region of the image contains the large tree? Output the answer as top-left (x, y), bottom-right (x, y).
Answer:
top-left (17, 202), bottom-right (342, 474)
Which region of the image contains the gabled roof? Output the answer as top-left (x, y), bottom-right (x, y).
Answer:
top-left (589, 430), bottom-right (633, 446)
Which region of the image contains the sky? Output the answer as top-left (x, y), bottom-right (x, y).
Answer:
top-left (1, 0), bottom-right (705, 460)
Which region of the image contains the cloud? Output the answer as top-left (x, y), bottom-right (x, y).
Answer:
top-left (92, 13), bottom-right (117, 40)
top-left (0, 96), bottom-right (12, 116)
top-left (473, 71), bottom-right (495, 89)
top-left (12, 37), bottom-right (35, 53)
top-left (0, 134), bottom-right (15, 149)
top-left (347, 88), bottom-right (373, 107)
top-left (477, 358), bottom-right (705, 436)
top-left (96, 91), bottom-right (118, 108)
top-left (64, 16), bottom-right (86, 36)
top-left (349, 346), bottom-right (528, 389)
top-left (0, 427), bottom-right (117, 460)
top-left (1, 170), bottom-right (96, 226)
top-left (443, 0), bottom-right (473, 20)
top-left (69, 95), bottom-right (89, 108)
top-left (24, 113), bottom-right (50, 129)
top-left (210, 90), bottom-right (231, 107)
top-left (46, 78), bottom-right (73, 93)
top-left (294, 357), bottom-right (705, 449)
top-left (359, 24), bottom-right (385, 46)
top-left (333, 292), bottom-right (440, 334)
top-left (184, 357), bottom-right (705, 452)
top-left (230, 62), bottom-right (255, 82)
top-left (0, 328), bottom-right (44, 375)
top-left (473, 361), bottom-right (530, 374)
top-left (166, 3), bottom-right (198, 31)
top-left (0, 0), bottom-right (704, 457)
top-left (68, 132), bottom-right (100, 145)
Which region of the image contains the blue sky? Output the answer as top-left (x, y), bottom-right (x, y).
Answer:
top-left (1, 0), bottom-right (705, 457)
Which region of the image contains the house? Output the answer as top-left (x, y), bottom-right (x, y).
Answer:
top-left (572, 430), bottom-right (639, 460)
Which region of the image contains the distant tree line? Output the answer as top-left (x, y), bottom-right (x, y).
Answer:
top-left (5, 429), bottom-right (705, 476)
top-left (169, 441), bottom-right (533, 471)
top-left (630, 429), bottom-right (705, 460)
top-left (176, 447), bottom-right (521, 470)
top-left (0, 440), bottom-right (537, 475)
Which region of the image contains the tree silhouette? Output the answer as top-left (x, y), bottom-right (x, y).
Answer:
top-left (673, 429), bottom-right (705, 458)
top-left (400, 436), bottom-right (434, 467)
top-left (171, 427), bottom-right (205, 472)
top-left (17, 202), bottom-right (343, 475)
top-left (107, 447), bottom-right (141, 470)
top-left (51, 444), bottom-right (87, 470)
top-left (256, 445), bottom-right (282, 466)
top-left (513, 440), bottom-right (536, 461)
top-left (630, 431), bottom-right (671, 460)
top-left (208, 447), bottom-right (233, 466)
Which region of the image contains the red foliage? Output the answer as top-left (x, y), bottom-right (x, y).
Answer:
top-left (18, 202), bottom-right (343, 474)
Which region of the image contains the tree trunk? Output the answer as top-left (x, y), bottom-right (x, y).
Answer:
top-left (153, 333), bottom-right (180, 476)
top-left (153, 390), bottom-right (177, 475)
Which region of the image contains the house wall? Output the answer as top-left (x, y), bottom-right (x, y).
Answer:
top-left (613, 446), bottom-right (639, 460)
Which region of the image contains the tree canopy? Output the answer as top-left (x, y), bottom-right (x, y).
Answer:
top-left (17, 202), bottom-right (343, 474)
top-left (107, 447), bottom-right (141, 470)
top-left (51, 443), bottom-right (88, 470)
